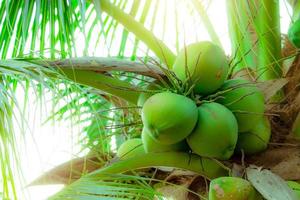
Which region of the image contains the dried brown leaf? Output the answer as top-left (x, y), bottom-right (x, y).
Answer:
top-left (29, 155), bottom-right (106, 186)
top-left (256, 78), bottom-right (289, 101)
top-left (292, 111), bottom-right (300, 139)
top-left (155, 182), bottom-right (191, 200)
top-left (247, 147), bottom-right (300, 180)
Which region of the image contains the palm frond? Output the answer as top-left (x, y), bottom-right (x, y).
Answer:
top-left (0, 0), bottom-right (223, 61)
top-left (0, 60), bottom-right (61, 199)
top-left (49, 174), bottom-right (163, 200)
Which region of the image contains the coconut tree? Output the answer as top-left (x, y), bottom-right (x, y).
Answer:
top-left (0, 0), bottom-right (300, 199)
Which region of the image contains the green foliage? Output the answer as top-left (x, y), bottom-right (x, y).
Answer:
top-left (0, 60), bottom-right (62, 199)
top-left (49, 174), bottom-right (163, 200)
top-left (0, 0), bottom-right (90, 59)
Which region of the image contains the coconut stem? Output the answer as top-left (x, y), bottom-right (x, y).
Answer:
top-left (98, 0), bottom-right (176, 68)
top-left (87, 152), bottom-right (229, 180)
top-left (61, 69), bottom-right (141, 104)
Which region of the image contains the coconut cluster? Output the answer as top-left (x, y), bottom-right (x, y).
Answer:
top-left (117, 41), bottom-right (271, 161)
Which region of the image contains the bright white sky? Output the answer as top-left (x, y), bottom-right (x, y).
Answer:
top-left (7, 1), bottom-right (292, 199)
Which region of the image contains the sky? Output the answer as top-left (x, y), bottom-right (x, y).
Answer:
top-left (5, 0), bottom-right (292, 199)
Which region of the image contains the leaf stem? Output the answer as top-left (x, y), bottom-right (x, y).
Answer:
top-left (98, 0), bottom-right (176, 68)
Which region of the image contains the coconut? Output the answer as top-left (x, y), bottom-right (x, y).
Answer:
top-left (142, 92), bottom-right (198, 145)
top-left (235, 117), bottom-right (271, 155)
top-left (287, 181), bottom-right (300, 199)
top-left (216, 79), bottom-right (265, 132)
top-left (187, 102), bottom-right (238, 160)
top-left (137, 81), bottom-right (164, 107)
top-left (209, 177), bottom-right (262, 200)
top-left (172, 41), bottom-right (229, 95)
top-left (117, 138), bottom-right (145, 160)
top-left (142, 127), bottom-right (189, 153)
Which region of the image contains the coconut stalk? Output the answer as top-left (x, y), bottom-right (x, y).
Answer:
top-left (131, 0), bottom-right (152, 60)
top-left (226, 0), bottom-right (257, 73)
top-left (191, 0), bottom-right (223, 49)
top-left (227, 0), bottom-right (283, 101)
top-left (61, 69), bottom-right (141, 104)
top-left (27, 57), bottom-right (168, 105)
top-left (43, 152), bottom-right (228, 199)
top-left (118, 0), bottom-right (141, 57)
top-left (86, 152), bottom-right (229, 180)
top-left (226, 0), bottom-right (282, 79)
top-left (255, 0), bottom-right (282, 81)
top-left (255, 0), bottom-right (284, 102)
top-left (30, 57), bottom-right (164, 78)
top-left (96, 0), bottom-right (176, 68)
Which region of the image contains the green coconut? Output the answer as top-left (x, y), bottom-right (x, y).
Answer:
top-left (288, 18), bottom-right (300, 48)
top-left (209, 177), bottom-right (262, 200)
top-left (142, 127), bottom-right (189, 153)
top-left (137, 81), bottom-right (164, 107)
top-left (186, 102), bottom-right (238, 160)
top-left (117, 138), bottom-right (145, 160)
top-left (287, 181), bottom-right (300, 199)
top-left (142, 92), bottom-right (198, 145)
top-left (236, 117), bottom-right (271, 155)
top-left (172, 41), bottom-right (229, 95)
top-left (216, 79), bottom-right (265, 132)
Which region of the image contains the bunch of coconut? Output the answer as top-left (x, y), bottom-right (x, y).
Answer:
top-left (117, 41), bottom-right (270, 163)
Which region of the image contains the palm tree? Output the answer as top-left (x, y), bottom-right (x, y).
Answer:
top-left (1, 0), bottom-right (300, 199)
